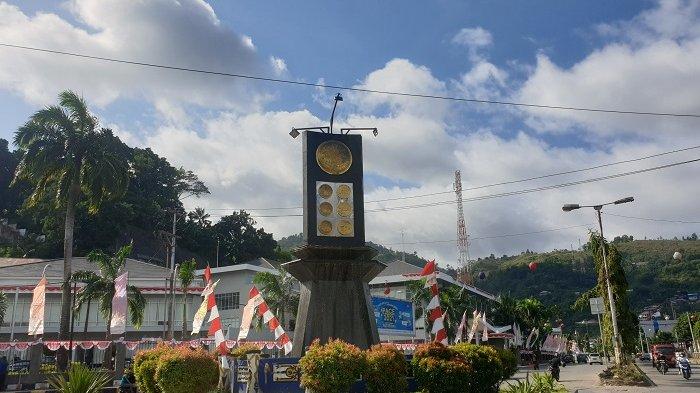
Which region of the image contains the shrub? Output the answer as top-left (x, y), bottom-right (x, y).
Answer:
top-left (365, 344), bottom-right (408, 393)
top-left (452, 343), bottom-right (503, 392)
top-left (229, 343), bottom-right (262, 358)
top-left (47, 363), bottom-right (111, 393)
top-left (299, 339), bottom-right (367, 393)
top-left (496, 348), bottom-right (518, 381)
top-left (412, 342), bottom-right (472, 393)
top-left (133, 344), bottom-right (171, 393)
top-left (502, 373), bottom-right (566, 393)
top-left (155, 346), bottom-right (219, 393)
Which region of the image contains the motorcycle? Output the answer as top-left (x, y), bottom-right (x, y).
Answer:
top-left (549, 362), bottom-right (560, 381)
top-left (657, 359), bottom-right (668, 375)
top-left (679, 358), bottom-right (692, 380)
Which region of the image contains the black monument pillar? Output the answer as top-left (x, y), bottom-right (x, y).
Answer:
top-left (283, 130), bottom-right (385, 356)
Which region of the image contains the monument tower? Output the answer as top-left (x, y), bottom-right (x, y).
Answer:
top-left (284, 94), bottom-right (385, 356)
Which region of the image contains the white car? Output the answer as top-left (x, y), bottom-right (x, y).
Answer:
top-left (588, 353), bottom-right (603, 365)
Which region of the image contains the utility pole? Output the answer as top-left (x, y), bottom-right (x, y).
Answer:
top-left (596, 207), bottom-right (623, 365)
top-left (688, 312), bottom-right (698, 353)
top-left (454, 171), bottom-right (469, 275)
top-left (216, 237), bottom-right (220, 268)
top-left (401, 229), bottom-right (405, 263)
top-left (169, 264), bottom-right (179, 340)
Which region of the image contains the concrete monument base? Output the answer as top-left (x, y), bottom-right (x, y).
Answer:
top-left (282, 246), bottom-right (386, 357)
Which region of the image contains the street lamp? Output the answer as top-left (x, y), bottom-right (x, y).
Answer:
top-left (562, 196), bottom-right (634, 365)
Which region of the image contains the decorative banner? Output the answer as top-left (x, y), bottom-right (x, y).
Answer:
top-left (481, 311), bottom-right (489, 342)
top-left (454, 310), bottom-right (468, 343)
top-left (110, 271), bottom-right (129, 335)
top-left (371, 296), bottom-right (414, 337)
top-left (192, 280), bottom-right (218, 335)
top-left (240, 286), bottom-right (293, 355)
top-left (28, 277), bottom-right (47, 336)
top-left (467, 311), bottom-right (481, 343)
top-left (420, 260), bottom-right (448, 345)
top-left (238, 286), bottom-right (265, 340)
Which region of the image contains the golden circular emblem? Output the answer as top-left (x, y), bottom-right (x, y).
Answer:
top-left (337, 201), bottom-right (353, 217)
top-left (338, 220), bottom-right (353, 236)
top-left (337, 184), bottom-right (352, 198)
top-left (318, 202), bottom-right (333, 216)
top-left (318, 184), bottom-right (333, 198)
top-left (316, 141), bottom-right (352, 175)
top-left (318, 220), bottom-right (333, 235)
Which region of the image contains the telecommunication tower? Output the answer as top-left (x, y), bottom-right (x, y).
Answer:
top-left (454, 170), bottom-right (470, 273)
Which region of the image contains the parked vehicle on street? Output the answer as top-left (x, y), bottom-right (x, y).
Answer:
top-left (640, 353), bottom-right (651, 361)
top-left (576, 353), bottom-right (588, 363)
top-left (587, 353), bottom-right (603, 365)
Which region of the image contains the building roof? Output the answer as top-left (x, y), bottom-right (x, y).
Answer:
top-left (195, 257), bottom-right (278, 276)
top-left (0, 257), bottom-right (172, 279)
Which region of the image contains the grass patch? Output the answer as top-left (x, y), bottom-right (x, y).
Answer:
top-left (598, 362), bottom-right (651, 386)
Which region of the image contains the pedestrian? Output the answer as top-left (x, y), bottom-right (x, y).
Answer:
top-left (0, 356), bottom-right (8, 391)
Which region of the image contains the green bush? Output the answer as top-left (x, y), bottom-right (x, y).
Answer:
top-left (452, 343), bottom-right (503, 392)
top-left (365, 344), bottom-right (408, 393)
top-left (133, 344), bottom-right (171, 393)
top-left (229, 343), bottom-right (261, 358)
top-left (155, 346), bottom-right (219, 393)
top-left (299, 339), bottom-right (367, 393)
top-left (412, 342), bottom-right (472, 393)
top-left (496, 348), bottom-right (518, 381)
top-left (502, 373), bottom-right (566, 393)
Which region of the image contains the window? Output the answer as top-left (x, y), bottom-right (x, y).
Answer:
top-left (215, 292), bottom-right (240, 310)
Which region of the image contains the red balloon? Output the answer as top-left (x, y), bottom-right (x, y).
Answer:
top-left (528, 262), bottom-right (538, 272)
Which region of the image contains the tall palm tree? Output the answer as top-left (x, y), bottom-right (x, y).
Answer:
top-left (13, 91), bottom-right (129, 368)
top-left (72, 245), bottom-right (146, 366)
top-left (178, 258), bottom-right (197, 339)
top-left (252, 267), bottom-right (299, 329)
top-left (188, 207), bottom-right (211, 227)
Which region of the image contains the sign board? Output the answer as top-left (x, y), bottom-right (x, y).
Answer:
top-left (371, 296), bottom-right (414, 336)
top-left (589, 297), bottom-right (604, 315)
top-left (272, 364), bottom-right (300, 382)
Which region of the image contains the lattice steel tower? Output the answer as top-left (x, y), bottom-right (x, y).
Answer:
top-left (454, 170), bottom-right (470, 272)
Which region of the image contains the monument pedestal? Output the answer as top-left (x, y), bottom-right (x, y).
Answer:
top-left (282, 246), bottom-right (386, 357)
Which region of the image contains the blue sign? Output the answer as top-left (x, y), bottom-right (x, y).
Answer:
top-left (371, 296), bottom-right (414, 336)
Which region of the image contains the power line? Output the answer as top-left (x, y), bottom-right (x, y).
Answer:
top-left (366, 157), bottom-right (700, 213)
top-left (2, 42), bottom-right (700, 118)
top-left (201, 145), bottom-right (700, 212)
top-left (604, 213), bottom-right (700, 224)
top-left (382, 224), bottom-right (593, 246)
top-left (208, 157), bottom-right (700, 218)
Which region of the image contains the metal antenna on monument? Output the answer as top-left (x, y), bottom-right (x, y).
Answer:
top-left (289, 93), bottom-right (378, 138)
top-left (454, 170), bottom-right (470, 281)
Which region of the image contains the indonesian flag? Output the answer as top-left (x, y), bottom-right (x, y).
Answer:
top-left (467, 311), bottom-right (481, 343)
top-left (239, 286), bottom-right (293, 355)
top-left (454, 310), bottom-right (468, 343)
top-left (525, 327), bottom-right (539, 349)
top-left (420, 260), bottom-right (448, 345)
top-left (110, 271), bottom-right (128, 335)
top-left (192, 280), bottom-right (219, 335)
top-left (481, 311), bottom-right (489, 342)
top-left (28, 277), bottom-right (47, 335)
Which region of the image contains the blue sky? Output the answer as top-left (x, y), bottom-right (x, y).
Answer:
top-left (0, 0), bottom-right (698, 263)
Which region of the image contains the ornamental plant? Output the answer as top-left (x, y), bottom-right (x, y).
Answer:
top-left (412, 342), bottom-right (472, 393)
top-left (496, 348), bottom-right (519, 381)
top-left (452, 343), bottom-right (503, 392)
top-left (133, 344), bottom-right (171, 393)
top-left (299, 339), bottom-right (367, 393)
top-left (229, 342), bottom-right (262, 358)
top-left (47, 363), bottom-right (111, 393)
top-left (365, 344), bottom-right (408, 393)
top-left (155, 346), bottom-right (219, 393)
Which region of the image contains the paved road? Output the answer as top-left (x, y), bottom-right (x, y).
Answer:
top-left (505, 360), bottom-right (698, 392)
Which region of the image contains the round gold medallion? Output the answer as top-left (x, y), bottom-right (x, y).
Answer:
top-left (338, 220), bottom-right (353, 236)
top-left (316, 140), bottom-right (352, 175)
top-left (318, 220), bottom-right (333, 235)
top-left (318, 184), bottom-right (333, 198)
top-left (318, 202), bottom-right (333, 216)
top-left (337, 201), bottom-right (353, 217)
top-left (337, 184), bottom-right (352, 198)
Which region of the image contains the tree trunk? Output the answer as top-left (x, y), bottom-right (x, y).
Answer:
top-left (181, 288), bottom-right (187, 340)
top-left (103, 309), bottom-right (114, 369)
top-left (76, 300), bottom-right (91, 363)
top-left (57, 182), bottom-right (80, 371)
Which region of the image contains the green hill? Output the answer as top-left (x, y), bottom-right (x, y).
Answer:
top-left (471, 238), bottom-right (700, 330)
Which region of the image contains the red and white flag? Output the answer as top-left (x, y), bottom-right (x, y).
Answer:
top-left (481, 311), bottom-right (489, 342)
top-left (110, 271), bottom-right (128, 335)
top-left (239, 286), bottom-right (293, 355)
top-left (201, 266), bottom-right (227, 355)
top-left (192, 279), bottom-right (218, 335)
top-left (454, 310), bottom-right (468, 343)
top-left (28, 277), bottom-right (47, 336)
top-left (420, 260), bottom-right (448, 345)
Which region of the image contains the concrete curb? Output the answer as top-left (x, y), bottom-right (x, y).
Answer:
top-left (632, 362), bottom-right (657, 387)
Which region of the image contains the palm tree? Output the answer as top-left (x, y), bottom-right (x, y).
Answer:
top-left (72, 245), bottom-right (146, 367)
top-left (252, 267), bottom-right (299, 329)
top-left (188, 207), bottom-right (211, 227)
top-left (178, 258), bottom-right (197, 339)
top-left (13, 91), bottom-right (129, 368)
top-left (0, 292), bottom-right (7, 326)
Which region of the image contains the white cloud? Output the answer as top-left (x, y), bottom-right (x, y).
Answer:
top-left (0, 0), bottom-right (275, 113)
top-left (269, 56), bottom-right (287, 75)
top-left (516, 0), bottom-right (700, 138)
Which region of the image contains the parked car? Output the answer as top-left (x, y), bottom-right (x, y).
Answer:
top-left (576, 353), bottom-right (589, 364)
top-left (561, 354), bottom-right (574, 364)
top-left (640, 353), bottom-right (651, 361)
top-left (588, 353), bottom-right (603, 365)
